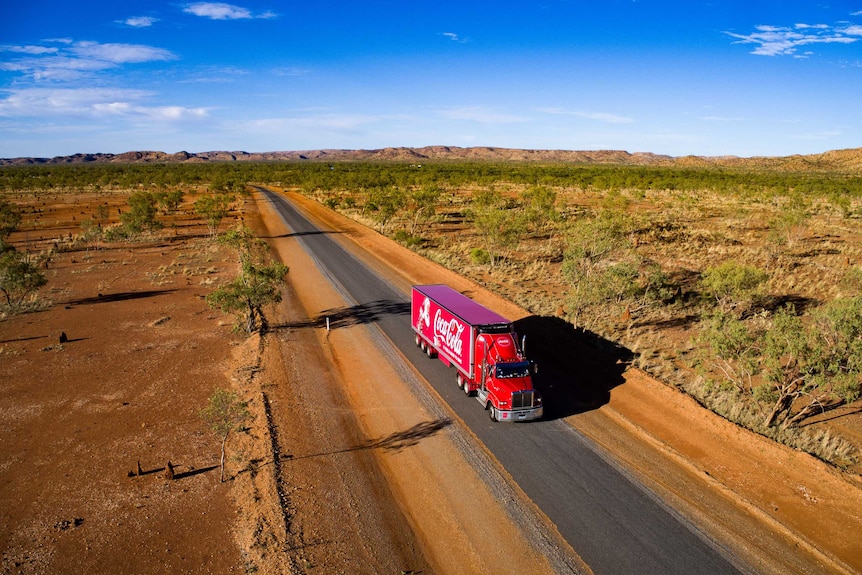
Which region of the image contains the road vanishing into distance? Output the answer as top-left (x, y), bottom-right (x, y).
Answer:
top-left (257, 188), bottom-right (744, 575)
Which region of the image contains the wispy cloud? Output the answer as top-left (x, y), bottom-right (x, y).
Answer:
top-left (726, 21), bottom-right (859, 57)
top-left (437, 106), bottom-right (527, 124)
top-left (539, 107), bottom-right (633, 124)
top-left (0, 40), bottom-right (176, 82)
top-left (183, 2), bottom-right (276, 20)
top-left (700, 115), bottom-right (744, 122)
top-left (119, 16), bottom-right (159, 28)
top-left (441, 32), bottom-right (469, 44)
top-left (273, 66), bottom-right (310, 77)
top-left (70, 42), bottom-right (175, 64)
top-left (0, 44), bottom-right (59, 55)
top-left (0, 87), bottom-right (209, 122)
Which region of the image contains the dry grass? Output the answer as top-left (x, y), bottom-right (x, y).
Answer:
top-left (314, 185), bottom-right (862, 471)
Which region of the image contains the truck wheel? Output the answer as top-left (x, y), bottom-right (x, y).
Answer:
top-left (414, 334), bottom-right (421, 348)
top-left (456, 373), bottom-right (464, 389)
top-left (420, 340), bottom-right (427, 353)
top-left (426, 345), bottom-right (437, 358)
top-left (463, 380), bottom-right (473, 397)
top-left (488, 404), bottom-right (498, 422)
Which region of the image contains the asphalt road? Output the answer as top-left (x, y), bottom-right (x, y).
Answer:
top-left (258, 187), bottom-right (743, 575)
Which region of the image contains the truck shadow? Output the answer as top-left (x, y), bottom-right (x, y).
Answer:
top-left (514, 315), bottom-right (633, 420)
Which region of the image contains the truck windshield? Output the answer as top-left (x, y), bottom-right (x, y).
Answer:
top-left (495, 362), bottom-right (531, 379)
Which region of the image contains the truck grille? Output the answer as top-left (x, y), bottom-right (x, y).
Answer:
top-left (511, 390), bottom-right (535, 409)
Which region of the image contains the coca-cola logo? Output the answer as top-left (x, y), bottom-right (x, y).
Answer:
top-left (418, 297), bottom-right (431, 329)
top-left (433, 309), bottom-right (465, 358)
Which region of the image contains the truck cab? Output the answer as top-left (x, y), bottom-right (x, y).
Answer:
top-left (470, 329), bottom-right (542, 421)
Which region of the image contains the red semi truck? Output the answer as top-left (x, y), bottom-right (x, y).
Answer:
top-left (411, 284), bottom-right (543, 422)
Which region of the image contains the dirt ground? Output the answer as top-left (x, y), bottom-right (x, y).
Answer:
top-left (1, 188), bottom-right (861, 574)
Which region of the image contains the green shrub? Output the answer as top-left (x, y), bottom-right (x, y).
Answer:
top-left (470, 247), bottom-right (490, 265)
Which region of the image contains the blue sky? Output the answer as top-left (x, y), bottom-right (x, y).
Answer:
top-left (2, 1), bottom-right (861, 158)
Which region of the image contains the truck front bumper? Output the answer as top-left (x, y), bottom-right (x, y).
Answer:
top-left (497, 406), bottom-right (543, 422)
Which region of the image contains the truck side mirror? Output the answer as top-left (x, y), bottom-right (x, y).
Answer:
top-left (531, 361), bottom-right (539, 375)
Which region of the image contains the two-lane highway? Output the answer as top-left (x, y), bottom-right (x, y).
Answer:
top-left (258, 187), bottom-right (744, 575)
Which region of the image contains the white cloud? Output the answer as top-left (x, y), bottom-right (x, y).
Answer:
top-left (70, 41), bottom-right (175, 64)
top-left (120, 16), bottom-right (159, 28)
top-left (0, 87), bottom-right (210, 122)
top-left (183, 2), bottom-right (276, 20)
top-left (273, 66), bottom-right (310, 77)
top-left (0, 40), bottom-right (177, 82)
top-left (539, 107), bottom-right (633, 124)
top-left (437, 106), bottom-right (527, 124)
top-left (726, 22), bottom-right (859, 56)
top-left (441, 32), bottom-right (468, 43)
top-left (0, 45), bottom-right (58, 55)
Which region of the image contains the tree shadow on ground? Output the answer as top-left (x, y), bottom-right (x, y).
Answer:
top-left (514, 315), bottom-right (633, 420)
top-left (286, 418), bottom-right (453, 460)
top-left (274, 299), bottom-right (410, 331)
top-left (756, 294), bottom-right (820, 315)
top-left (64, 289), bottom-right (176, 307)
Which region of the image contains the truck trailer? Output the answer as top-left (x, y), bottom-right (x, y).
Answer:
top-left (411, 284), bottom-right (542, 422)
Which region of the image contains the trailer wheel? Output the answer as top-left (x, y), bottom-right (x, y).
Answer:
top-left (414, 333), bottom-right (421, 348)
top-left (456, 373), bottom-right (464, 389)
top-left (488, 404), bottom-right (498, 422)
top-left (420, 340), bottom-right (427, 353)
top-left (426, 344), bottom-right (437, 358)
top-left (463, 380), bottom-right (473, 397)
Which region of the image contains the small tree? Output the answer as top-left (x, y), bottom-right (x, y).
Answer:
top-left (759, 299), bottom-right (862, 428)
top-left (154, 190), bottom-right (185, 214)
top-left (521, 185), bottom-right (558, 233)
top-left (0, 250), bottom-right (47, 311)
top-left (120, 191), bottom-right (162, 234)
top-left (472, 207), bottom-right (524, 267)
top-left (561, 210), bottom-right (631, 328)
top-left (200, 388), bottom-right (250, 483)
top-left (768, 192), bottom-right (809, 251)
top-left (195, 193), bottom-right (234, 237)
top-left (468, 189), bottom-right (525, 267)
top-left (698, 300), bottom-right (862, 429)
top-left (365, 186), bottom-right (407, 232)
top-left (696, 310), bottom-right (763, 393)
top-left (0, 200), bottom-right (22, 252)
top-left (0, 202), bottom-right (46, 311)
top-left (207, 226), bottom-right (288, 333)
top-left (405, 185), bottom-right (442, 236)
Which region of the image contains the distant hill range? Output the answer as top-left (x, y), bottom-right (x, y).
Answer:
top-left (3, 145), bottom-right (862, 172)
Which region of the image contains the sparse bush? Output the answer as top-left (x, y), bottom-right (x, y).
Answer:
top-left (195, 193), bottom-right (234, 237)
top-left (393, 229), bottom-right (422, 247)
top-left (470, 247), bottom-right (490, 265)
top-left (154, 190), bottom-right (184, 214)
top-left (699, 260), bottom-right (769, 315)
top-left (120, 191), bottom-right (162, 235)
top-left (0, 250), bottom-right (47, 312)
top-left (0, 200), bottom-right (22, 252)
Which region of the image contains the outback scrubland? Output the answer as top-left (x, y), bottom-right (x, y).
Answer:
top-left (3, 154), bottom-right (862, 475)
